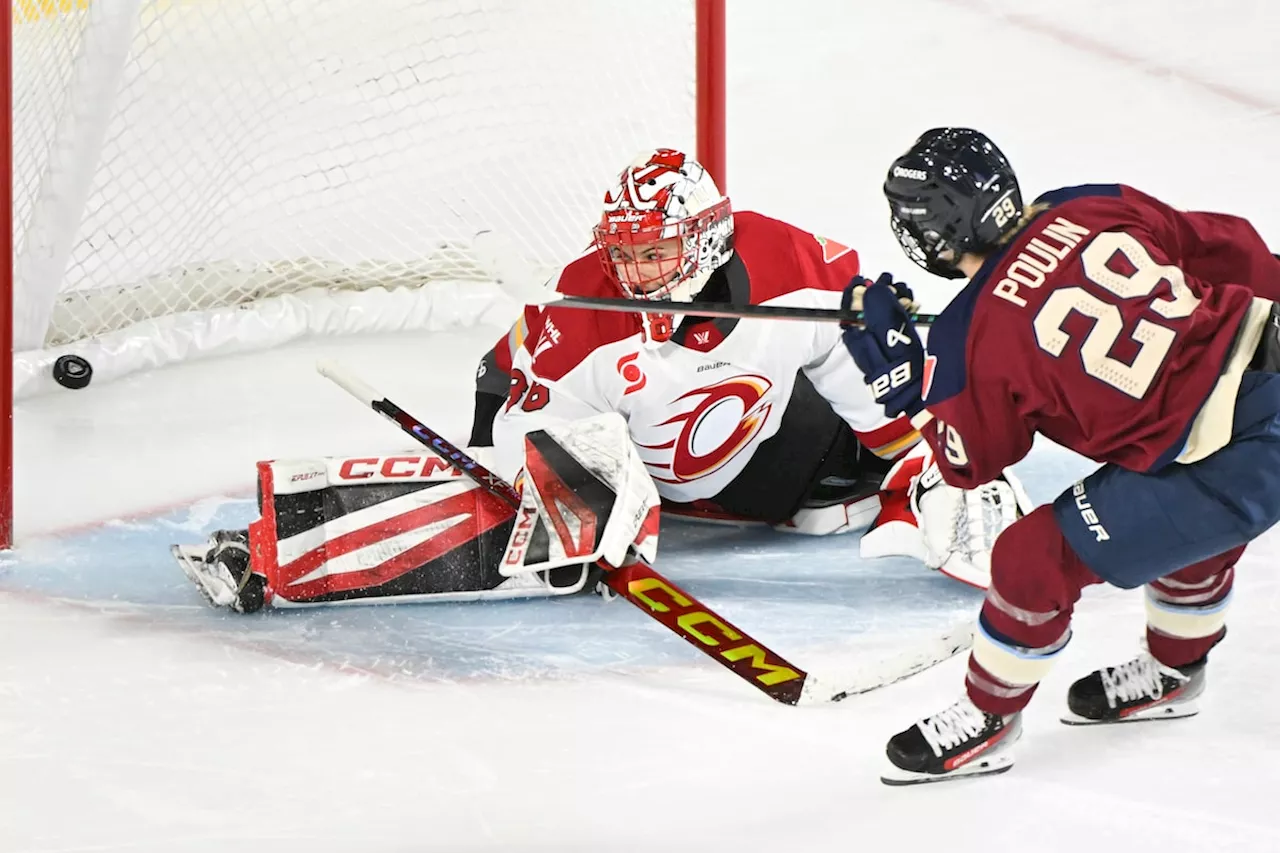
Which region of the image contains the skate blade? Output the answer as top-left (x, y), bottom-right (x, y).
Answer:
top-left (172, 544), bottom-right (209, 587)
top-left (1061, 701), bottom-right (1199, 726)
top-left (171, 544), bottom-right (237, 608)
top-left (879, 753), bottom-right (1014, 786)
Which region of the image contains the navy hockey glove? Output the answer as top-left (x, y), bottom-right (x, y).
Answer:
top-left (843, 271), bottom-right (919, 314)
top-left (841, 273), bottom-right (925, 418)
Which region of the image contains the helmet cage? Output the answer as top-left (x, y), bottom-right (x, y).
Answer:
top-left (593, 197), bottom-right (732, 302)
top-left (591, 148), bottom-right (733, 345)
top-left (886, 192), bottom-right (969, 280)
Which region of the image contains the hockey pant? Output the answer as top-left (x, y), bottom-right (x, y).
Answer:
top-left (965, 370), bottom-right (1280, 716)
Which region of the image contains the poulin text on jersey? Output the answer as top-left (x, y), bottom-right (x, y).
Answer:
top-left (992, 217), bottom-right (1092, 309)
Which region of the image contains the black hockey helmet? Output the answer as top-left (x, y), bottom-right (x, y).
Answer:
top-left (883, 128), bottom-right (1022, 279)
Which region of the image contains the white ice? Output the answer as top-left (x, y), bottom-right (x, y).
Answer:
top-left (7, 1), bottom-right (1280, 850)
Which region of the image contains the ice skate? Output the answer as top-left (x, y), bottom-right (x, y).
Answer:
top-left (1061, 652), bottom-right (1206, 725)
top-left (881, 695), bottom-right (1021, 786)
top-left (172, 529), bottom-right (266, 613)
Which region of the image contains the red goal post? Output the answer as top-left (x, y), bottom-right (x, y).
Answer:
top-left (0, 0), bottom-right (727, 548)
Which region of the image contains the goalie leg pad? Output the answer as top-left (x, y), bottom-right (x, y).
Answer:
top-left (774, 493), bottom-right (881, 536)
top-left (925, 471), bottom-right (1033, 589)
top-left (174, 450), bottom-right (595, 609)
top-left (254, 456), bottom-right (524, 605)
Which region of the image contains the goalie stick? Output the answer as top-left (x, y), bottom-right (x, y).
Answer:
top-left (472, 229), bottom-right (939, 327)
top-left (316, 359), bottom-right (818, 705)
top-left (314, 361), bottom-right (973, 705)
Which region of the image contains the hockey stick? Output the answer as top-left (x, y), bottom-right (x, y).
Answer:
top-left (823, 623), bottom-right (973, 701)
top-left (511, 291), bottom-right (939, 327)
top-left (315, 359), bottom-right (815, 705)
top-left (472, 229), bottom-right (939, 327)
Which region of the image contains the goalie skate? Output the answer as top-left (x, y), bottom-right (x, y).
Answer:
top-left (171, 529), bottom-right (265, 613)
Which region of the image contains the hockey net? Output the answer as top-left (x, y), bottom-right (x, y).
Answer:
top-left (6, 0), bottom-right (724, 395)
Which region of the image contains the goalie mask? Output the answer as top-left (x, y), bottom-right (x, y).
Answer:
top-left (592, 148), bottom-right (733, 346)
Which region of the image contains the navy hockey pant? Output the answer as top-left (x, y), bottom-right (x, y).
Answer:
top-left (1054, 369), bottom-right (1280, 586)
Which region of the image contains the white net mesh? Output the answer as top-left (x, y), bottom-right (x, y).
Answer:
top-left (12, 0), bottom-right (699, 350)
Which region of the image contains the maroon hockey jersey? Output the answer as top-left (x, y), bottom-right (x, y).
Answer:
top-left (917, 184), bottom-right (1280, 490)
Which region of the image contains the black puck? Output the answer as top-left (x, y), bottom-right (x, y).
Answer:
top-left (52, 354), bottom-right (93, 389)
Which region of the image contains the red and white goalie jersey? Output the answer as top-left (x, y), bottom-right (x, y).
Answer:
top-left (490, 211), bottom-right (919, 521)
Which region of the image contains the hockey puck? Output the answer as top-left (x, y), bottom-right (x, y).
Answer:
top-left (52, 354), bottom-right (93, 389)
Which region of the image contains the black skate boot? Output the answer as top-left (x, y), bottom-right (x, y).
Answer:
top-left (172, 529), bottom-right (266, 613)
top-left (1062, 652), bottom-right (1206, 725)
top-left (881, 696), bottom-right (1021, 786)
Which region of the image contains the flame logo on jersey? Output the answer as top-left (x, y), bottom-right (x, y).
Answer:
top-left (636, 375), bottom-right (774, 484)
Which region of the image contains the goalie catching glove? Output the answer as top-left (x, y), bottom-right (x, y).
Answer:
top-left (173, 413), bottom-right (659, 612)
top-left (859, 442), bottom-right (1033, 588)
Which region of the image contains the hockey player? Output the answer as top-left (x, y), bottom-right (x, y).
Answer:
top-left (470, 147), bottom-right (916, 535)
top-left (846, 127), bottom-right (1280, 784)
top-left (473, 147), bottom-right (1029, 583)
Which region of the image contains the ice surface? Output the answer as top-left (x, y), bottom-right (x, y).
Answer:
top-left (7, 1), bottom-right (1280, 850)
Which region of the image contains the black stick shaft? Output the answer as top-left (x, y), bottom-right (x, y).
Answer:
top-left (544, 294), bottom-right (938, 326)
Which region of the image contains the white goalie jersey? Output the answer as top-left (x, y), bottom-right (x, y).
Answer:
top-left (489, 211), bottom-right (920, 502)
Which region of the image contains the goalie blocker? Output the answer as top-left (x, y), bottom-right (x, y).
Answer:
top-left (174, 414), bottom-right (660, 612)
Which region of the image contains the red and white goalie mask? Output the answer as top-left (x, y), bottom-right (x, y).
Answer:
top-left (592, 148), bottom-right (733, 346)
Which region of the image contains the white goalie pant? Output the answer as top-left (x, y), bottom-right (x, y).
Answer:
top-left (860, 443), bottom-right (1034, 589)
